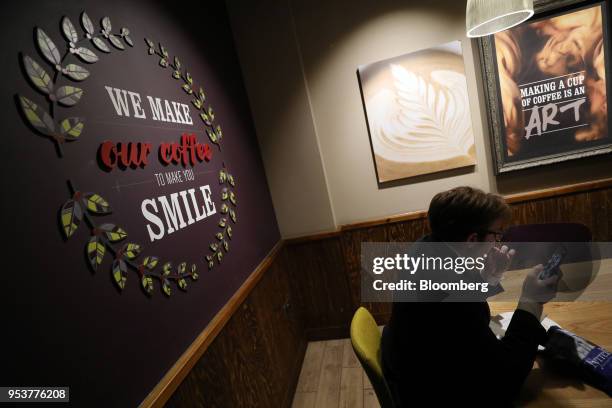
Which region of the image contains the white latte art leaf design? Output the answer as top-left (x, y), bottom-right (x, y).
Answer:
top-left (369, 64), bottom-right (473, 163)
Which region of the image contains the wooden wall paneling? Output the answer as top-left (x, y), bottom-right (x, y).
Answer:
top-left (167, 245), bottom-right (306, 408)
top-left (285, 237), bottom-right (354, 340)
top-left (167, 296), bottom-right (276, 407)
top-left (385, 217), bottom-right (429, 242)
top-left (588, 190), bottom-right (608, 240)
top-left (248, 247), bottom-right (307, 408)
top-left (339, 225), bottom-right (393, 325)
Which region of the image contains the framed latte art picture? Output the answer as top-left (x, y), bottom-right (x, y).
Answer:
top-left (477, 0), bottom-right (612, 173)
top-left (357, 41), bottom-right (476, 183)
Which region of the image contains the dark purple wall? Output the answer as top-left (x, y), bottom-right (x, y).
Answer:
top-left (0, 0), bottom-right (280, 406)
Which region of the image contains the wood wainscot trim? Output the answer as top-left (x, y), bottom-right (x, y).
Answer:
top-left (503, 177), bottom-right (612, 204)
top-left (338, 177), bottom-right (612, 233)
top-left (139, 240), bottom-right (285, 408)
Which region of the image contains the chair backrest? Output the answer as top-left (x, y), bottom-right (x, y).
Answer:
top-left (502, 223), bottom-right (593, 268)
top-left (502, 222), bottom-right (591, 243)
top-left (350, 307), bottom-right (395, 408)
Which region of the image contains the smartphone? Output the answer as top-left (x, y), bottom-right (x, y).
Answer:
top-left (539, 245), bottom-right (567, 280)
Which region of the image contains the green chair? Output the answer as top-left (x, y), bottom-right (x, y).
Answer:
top-left (350, 307), bottom-right (395, 408)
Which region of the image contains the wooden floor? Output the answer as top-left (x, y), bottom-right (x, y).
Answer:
top-left (291, 338), bottom-right (380, 408)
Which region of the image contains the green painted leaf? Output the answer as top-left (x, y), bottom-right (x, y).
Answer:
top-left (144, 38), bottom-right (154, 48)
top-left (207, 106), bottom-right (215, 122)
top-left (75, 47), bottom-right (99, 63)
top-left (112, 258), bottom-right (127, 290)
top-left (206, 128), bottom-right (218, 144)
top-left (173, 56), bottom-right (181, 70)
top-left (223, 240), bottom-right (229, 252)
top-left (121, 243), bottom-right (141, 259)
top-left (23, 55), bottom-right (53, 94)
top-left (63, 64), bottom-right (90, 81)
top-left (227, 225), bottom-right (233, 239)
top-left (185, 72), bottom-right (193, 85)
top-left (81, 12), bottom-right (94, 35)
top-left (219, 169), bottom-right (227, 183)
top-left (142, 256), bottom-right (159, 270)
top-left (162, 262), bottom-right (172, 276)
top-left (141, 275), bottom-right (154, 294)
top-left (55, 86), bottom-right (83, 106)
top-left (209, 242), bottom-right (219, 252)
top-left (59, 117), bottom-right (84, 140)
top-left (159, 58), bottom-right (168, 68)
top-left (61, 16), bottom-right (78, 43)
top-left (182, 83), bottom-right (192, 94)
top-left (18, 96), bottom-right (55, 136)
top-left (229, 209), bottom-right (237, 223)
top-left (148, 47), bottom-right (155, 55)
top-left (92, 37), bottom-right (111, 53)
top-left (218, 218), bottom-right (227, 228)
top-left (162, 279), bottom-right (172, 296)
top-left (200, 111), bottom-right (212, 126)
top-left (220, 203), bottom-right (229, 214)
top-left (216, 232), bottom-right (224, 240)
top-left (229, 191), bottom-right (237, 206)
top-left (101, 16), bottom-right (112, 32)
top-left (36, 28), bottom-right (61, 65)
top-left (86, 236), bottom-right (105, 271)
top-left (120, 27), bottom-right (130, 36)
top-left (81, 192), bottom-right (110, 213)
top-left (221, 188), bottom-right (228, 201)
top-left (60, 199), bottom-right (82, 238)
top-left (159, 43), bottom-right (168, 57)
top-left (228, 174), bottom-right (235, 187)
top-left (178, 278), bottom-right (187, 290)
top-left (124, 35), bottom-right (133, 47)
top-left (173, 70), bottom-right (181, 80)
top-left (192, 98), bottom-right (202, 109)
top-left (99, 223), bottom-right (127, 242)
top-left (216, 251), bottom-right (223, 262)
top-left (198, 87), bottom-right (206, 103)
top-left (177, 262), bottom-right (187, 274)
top-left (191, 264), bottom-right (199, 280)
top-left (215, 125), bottom-right (223, 142)
top-left (108, 34), bottom-right (124, 50)
top-left (206, 255), bottom-right (214, 270)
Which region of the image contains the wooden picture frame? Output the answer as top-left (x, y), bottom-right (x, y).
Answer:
top-left (476, 0), bottom-right (612, 173)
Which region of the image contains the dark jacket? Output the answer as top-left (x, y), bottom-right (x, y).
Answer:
top-left (381, 235), bottom-right (547, 407)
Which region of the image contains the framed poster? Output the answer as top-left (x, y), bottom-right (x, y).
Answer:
top-left (357, 41), bottom-right (476, 183)
top-left (477, 0), bottom-right (612, 173)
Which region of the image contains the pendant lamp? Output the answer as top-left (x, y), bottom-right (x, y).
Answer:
top-left (466, 0), bottom-right (534, 38)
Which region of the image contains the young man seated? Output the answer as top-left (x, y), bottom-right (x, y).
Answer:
top-left (381, 186), bottom-right (561, 407)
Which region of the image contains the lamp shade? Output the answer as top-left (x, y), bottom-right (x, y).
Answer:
top-left (466, 0), bottom-right (534, 38)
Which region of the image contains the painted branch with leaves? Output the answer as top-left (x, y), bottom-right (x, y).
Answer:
top-left (205, 168), bottom-right (238, 270)
top-left (61, 180), bottom-right (199, 296)
top-left (145, 38), bottom-right (224, 149)
top-left (18, 11), bottom-right (132, 156)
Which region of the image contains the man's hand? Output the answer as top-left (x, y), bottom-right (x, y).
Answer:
top-left (480, 245), bottom-right (516, 285)
top-left (517, 265), bottom-right (561, 320)
top-left (520, 264), bottom-right (562, 304)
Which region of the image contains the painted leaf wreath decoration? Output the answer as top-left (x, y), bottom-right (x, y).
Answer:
top-left (18, 12), bottom-right (239, 296)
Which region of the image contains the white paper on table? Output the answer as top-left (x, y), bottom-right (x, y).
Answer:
top-left (490, 312), bottom-right (560, 351)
